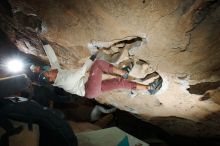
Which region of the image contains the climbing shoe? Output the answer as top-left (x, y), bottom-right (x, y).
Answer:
top-left (148, 77), bottom-right (163, 95)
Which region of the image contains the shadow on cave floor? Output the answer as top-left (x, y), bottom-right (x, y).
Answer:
top-left (105, 111), bottom-right (220, 146)
top-left (58, 98), bottom-right (220, 146)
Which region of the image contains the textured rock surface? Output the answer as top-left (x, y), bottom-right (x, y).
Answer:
top-left (1, 0), bottom-right (220, 137)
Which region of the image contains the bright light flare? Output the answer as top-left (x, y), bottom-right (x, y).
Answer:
top-left (6, 59), bottom-right (24, 73)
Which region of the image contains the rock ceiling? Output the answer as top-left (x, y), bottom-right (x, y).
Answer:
top-left (0, 0), bottom-right (220, 137)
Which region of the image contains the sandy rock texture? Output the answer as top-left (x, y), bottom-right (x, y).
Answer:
top-left (1, 0), bottom-right (220, 137)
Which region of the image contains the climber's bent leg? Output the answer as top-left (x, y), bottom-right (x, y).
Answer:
top-left (85, 60), bottom-right (113, 98)
top-left (101, 78), bottom-right (137, 94)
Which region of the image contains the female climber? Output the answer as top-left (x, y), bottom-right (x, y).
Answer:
top-left (38, 43), bottom-right (162, 99)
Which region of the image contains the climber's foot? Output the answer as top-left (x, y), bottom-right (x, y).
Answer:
top-left (148, 77), bottom-right (163, 95)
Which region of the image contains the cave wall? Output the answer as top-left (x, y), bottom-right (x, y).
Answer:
top-left (0, 0), bottom-right (220, 137)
